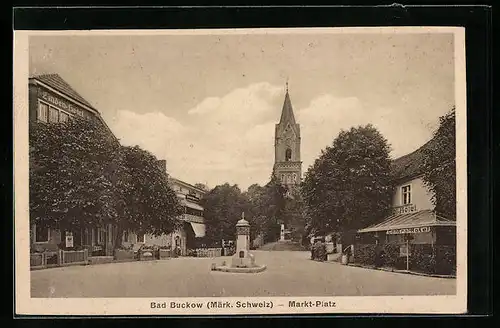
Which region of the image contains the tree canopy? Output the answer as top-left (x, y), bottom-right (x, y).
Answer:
top-left (243, 175), bottom-right (287, 243)
top-left (29, 117), bottom-right (183, 247)
top-left (30, 117), bottom-right (120, 232)
top-left (422, 107), bottom-right (456, 219)
top-left (301, 124), bottom-right (393, 240)
top-left (199, 183), bottom-right (248, 243)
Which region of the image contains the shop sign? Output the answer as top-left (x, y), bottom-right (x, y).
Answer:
top-left (39, 89), bottom-right (86, 117)
top-left (400, 244), bottom-right (411, 257)
top-left (392, 204), bottom-right (417, 216)
top-left (387, 226), bottom-right (431, 235)
top-left (65, 231), bottom-right (74, 248)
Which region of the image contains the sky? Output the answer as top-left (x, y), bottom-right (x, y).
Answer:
top-left (29, 30), bottom-right (455, 191)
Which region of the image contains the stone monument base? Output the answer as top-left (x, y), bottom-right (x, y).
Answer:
top-left (212, 264), bottom-right (267, 273)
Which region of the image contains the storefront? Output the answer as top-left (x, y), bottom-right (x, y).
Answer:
top-left (357, 208), bottom-right (456, 246)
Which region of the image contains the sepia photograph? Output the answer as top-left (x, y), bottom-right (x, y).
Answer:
top-left (14, 27), bottom-right (467, 315)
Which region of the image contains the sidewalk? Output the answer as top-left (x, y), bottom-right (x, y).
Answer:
top-left (345, 262), bottom-right (456, 279)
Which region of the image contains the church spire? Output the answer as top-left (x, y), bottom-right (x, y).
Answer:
top-left (279, 81), bottom-right (296, 126)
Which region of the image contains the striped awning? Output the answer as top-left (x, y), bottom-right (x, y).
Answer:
top-left (357, 209), bottom-right (455, 233)
top-left (189, 222), bottom-right (206, 238)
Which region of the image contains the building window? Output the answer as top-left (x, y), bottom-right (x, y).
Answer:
top-left (37, 102), bottom-right (48, 122)
top-left (48, 107), bottom-right (59, 123)
top-left (93, 228), bottom-right (108, 244)
top-left (285, 148), bottom-right (292, 161)
top-left (59, 111), bottom-right (69, 123)
top-left (402, 185), bottom-right (412, 205)
top-left (292, 173), bottom-right (297, 182)
top-left (35, 224), bottom-right (50, 243)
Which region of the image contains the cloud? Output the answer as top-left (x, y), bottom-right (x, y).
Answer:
top-left (110, 83), bottom-right (437, 191)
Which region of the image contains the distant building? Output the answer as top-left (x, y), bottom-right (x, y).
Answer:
top-left (273, 85), bottom-right (302, 187)
top-left (357, 138), bottom-right (456, 246)
top-left (271, 84), bottom-right (303, 242)
top-left (122, 164), bottom-right (207, 256)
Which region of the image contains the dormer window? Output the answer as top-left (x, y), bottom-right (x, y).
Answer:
top-left (402, 185), bottom-right (411, 205)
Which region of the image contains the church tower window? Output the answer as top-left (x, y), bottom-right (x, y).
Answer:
top-left (285, 148), bottom-right (292, 161)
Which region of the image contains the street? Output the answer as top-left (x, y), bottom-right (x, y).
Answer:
top-left (31, 250), bottom-right (456, 298)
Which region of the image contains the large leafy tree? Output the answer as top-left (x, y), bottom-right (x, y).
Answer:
top-left (200, 183), bottom-right (248, 243)
top-left (301, 124), bottom-right (393, 241)
top-left (422, 108), bottom-right (456, 219)
top-left (116, 146), bottom-right (184, 247)
top-left (194, 183), bottom-right (209, 192)
top-left (246, 175), bottom-right (288, 243)
top-left (30, 117), bottom-right (183, 248)
top-left (30, 117), bottom-right (120, 233)
top-left (283, 185), bottom-right (308, 244)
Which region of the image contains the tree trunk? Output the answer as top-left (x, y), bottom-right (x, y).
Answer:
top-left (113, 225), bottom-right (124, 253)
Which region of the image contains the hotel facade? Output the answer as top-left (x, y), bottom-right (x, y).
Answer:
top-left (357, 138), bottom-right (456, 246)
top-left (29, 74), bottom-right (207, 258)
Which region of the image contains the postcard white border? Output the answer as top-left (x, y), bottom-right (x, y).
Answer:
top-left (14, 27), bottom-right (467, 315)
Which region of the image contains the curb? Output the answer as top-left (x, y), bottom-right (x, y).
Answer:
top-left (346, 263), bottom-right (456, 279)
top-left (212, 265), bottom-right (267, 273)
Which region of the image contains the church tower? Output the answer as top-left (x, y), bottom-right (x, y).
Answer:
top-left (273, 83), bottom-right (302, 188)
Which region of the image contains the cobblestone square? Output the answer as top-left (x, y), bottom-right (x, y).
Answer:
top-left (31, 250), bottom-right (456, 298)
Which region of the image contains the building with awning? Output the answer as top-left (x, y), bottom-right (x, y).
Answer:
top-left (358, 208), bottom-right (456, 245)
top-left (357, 138), bottom-right (456, 247)
top-left (125, 174), bottom-right (208, 255)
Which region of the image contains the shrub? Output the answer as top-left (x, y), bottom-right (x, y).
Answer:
top-left (411, 244), bottom-right (436, 273)
top-left (354, 244), bottom-right (377, 266)
top-left (381, 244), bottom-right (400, 267)
top-left (435, 245), bottom-right (456, 275)
top-left (312, 242), bottom-right (327, 261)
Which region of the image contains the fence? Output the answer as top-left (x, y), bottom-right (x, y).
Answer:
top-left (60, 249), bottom-right (89, 266)
top-left (30, 249), bottom-right (89, 269)
top-left (193, 248), bottom-right (223, 258)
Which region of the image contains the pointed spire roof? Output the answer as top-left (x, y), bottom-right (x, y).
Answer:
top-left (278, 89), bottom-right (297, 126)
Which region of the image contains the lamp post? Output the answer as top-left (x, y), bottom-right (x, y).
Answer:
top-left (404, 233), bottom-right (414, 272)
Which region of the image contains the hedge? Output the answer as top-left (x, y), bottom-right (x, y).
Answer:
top-left (311, 242), bottom-right (327, 261)
top-left (354, 243), bottom-right (456, 275)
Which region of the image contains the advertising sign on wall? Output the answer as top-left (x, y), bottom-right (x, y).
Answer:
top-left (65, 231), bottom-right (74, 248)
top-left (387, 226), bottom-right (431, 235)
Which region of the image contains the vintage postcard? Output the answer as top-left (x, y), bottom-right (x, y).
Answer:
top-left (14, 27), bottom-right (467, 315)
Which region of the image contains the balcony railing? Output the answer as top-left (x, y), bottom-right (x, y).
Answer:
top-left (182, 214), bottom-right (204, 224)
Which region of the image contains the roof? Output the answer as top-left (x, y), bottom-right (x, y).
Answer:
top-left (357, 209), bottom-right (455, 233)
top-left (390, 137), bottom-right (437, 181)
top-left (170, 177), bottom-right (207, 194)
top-left (278, 91), bottom-right (297, 126)
top-left (30, 73), bottom-right (95, 110)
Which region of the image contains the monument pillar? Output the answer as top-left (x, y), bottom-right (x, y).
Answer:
top-left (231, 213), bottom-right (255, 268)
top-left (280, 223), bottom-right (285, 241)
top-left (213, 212), bottom-right (267, 273)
